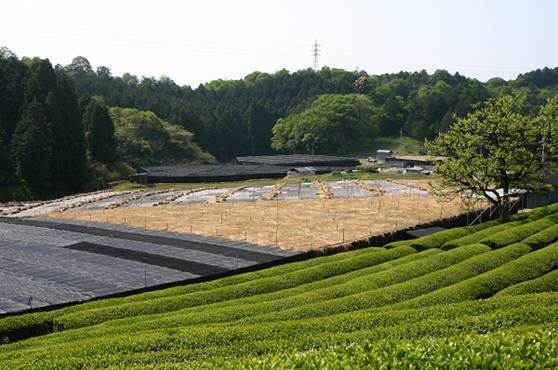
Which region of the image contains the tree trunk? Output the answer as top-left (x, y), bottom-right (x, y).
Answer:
top-left (500, 180), bottom-right (511, 222)
top-left (499, 196), bottom-right (510, 222)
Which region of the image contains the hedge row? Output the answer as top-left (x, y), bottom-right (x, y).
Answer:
top-left (522, 223), bottom-right (558, 249)
top-left (464, 218), bottom-right (502, 233)
top-left (408, 227), bottom-right (471, 250)
top-left (496, 269), bottom-right (558, 296)
top-left (204, 328), bottom-right (558, 370)
top-left (7, 250), bottom-right (446, 347)
top-left (522, 203), bottom-right (558, 221)
top-left (0, 245), bottom-right (411, 340)
top-left (238, 243), bottom-right (525, 324)
top-left (404, 242), bottom-right (558, 307)
top-left (480, 218), bottom-right (555, 249)
top-left (384, 239), bottom-right (414, 249)
top-left (2, 294), bottom-right (558, 368)
top-left (60, 244), bottom-right (386, 315)
top-left (72, 246), bottom-right (480, 332)
top-left (442, 221), bottom-right (521, 250)
top-left (54, 246), bottom-right (417, 330)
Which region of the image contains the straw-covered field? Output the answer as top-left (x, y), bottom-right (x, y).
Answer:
top-left (54, 194), bottom-right (475, 251)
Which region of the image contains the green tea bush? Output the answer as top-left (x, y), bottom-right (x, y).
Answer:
top-left (522, 224), bottom-right (558, 249)
top-left (384, 239), bottom-right (414, 249)
top-left (480, 219), bottom-right (555, 249)
top-left (496, 269), bottom-right (558, 296)
top-left (442, 222), bottom-right (521, 250)
top-left (208, 328), bottom-right (558, 370)
top-left (405, 242), bottom-right (558, 307)
top-left (465, 219), bottom-right (502, 233)
top-left (409, 227), bottom-right (470, 250)
top-left (55, 246), bottom-right (416, 330)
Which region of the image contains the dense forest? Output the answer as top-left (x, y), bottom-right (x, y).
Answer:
top-left (1, 46), bottom-right (558, 200)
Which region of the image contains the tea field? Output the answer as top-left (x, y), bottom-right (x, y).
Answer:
top-left (1, 204), bottom-right (558, 368)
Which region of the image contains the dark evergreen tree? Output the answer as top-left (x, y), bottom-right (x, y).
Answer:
top-left (83, 97), bottom-right (116, 163)
top-left (0, 134), bottom-right (13, 186)
top-left (11, 102), bottom-right (53, 197)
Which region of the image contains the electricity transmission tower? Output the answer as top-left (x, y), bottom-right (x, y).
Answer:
top-left (312, 40), bottom-right (320, 70)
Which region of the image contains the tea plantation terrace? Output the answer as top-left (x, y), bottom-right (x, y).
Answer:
top-left (0, 216), bottom-right (296, 314)
top-left (1, 204), bottom-right (558, 367)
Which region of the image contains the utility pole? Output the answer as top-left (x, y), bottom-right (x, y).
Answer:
top-left (312, 40), bottom-right (320, 70)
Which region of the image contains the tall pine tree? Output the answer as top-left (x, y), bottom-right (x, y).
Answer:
top-left (83, 97), bottom-right (116, 163)
top-left (11, 102), bottom-right (53, 198)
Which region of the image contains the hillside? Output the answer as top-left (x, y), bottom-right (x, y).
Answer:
top-left (1, 204), bottom-right (558, 368)
top-left (109, 107), bottom-right (215, 167)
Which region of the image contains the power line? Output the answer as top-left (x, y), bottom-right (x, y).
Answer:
top-left (312, 40), bottom-right (320, 70)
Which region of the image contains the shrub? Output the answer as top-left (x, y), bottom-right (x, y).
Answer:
top-left (409, 227), bottom-right (470, 250)
top-left (464, 219), bottom-right (502, 233)
top-left (209, 329), bottom-right (558, 370)
top-left (54, 246), bottom-right (416, 330)
top-left (480, 218), bottom-right (555, 249)
top-left (521, 224), bottom-right (558, 249)
top-left (496, 269), bottom-right (558, 296)
top-left (524, 203), bottom-right (558, 221)
top-left (384, 239), bottom-right (414, 249)
top-left (405, 242), bottom-right (558, 307)
top-left (442, 222), bottom-right (521, 250)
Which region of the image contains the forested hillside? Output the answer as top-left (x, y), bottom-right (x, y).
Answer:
top-left (2, 46), bottom-right (558, 200)
top-left (66, 56), bottom-right (558, 160)
top-left (0, 50), bottom-right (212, 201)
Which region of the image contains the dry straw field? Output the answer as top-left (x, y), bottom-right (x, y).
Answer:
top-left (54, 193), bottom-right (478, 251)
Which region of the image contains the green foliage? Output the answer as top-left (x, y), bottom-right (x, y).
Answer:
top-left (522, 224), bottom-right (558, 249)
top-left (10, 101), bottom-right (53, 198)
top-left (0, 55), bottom-right (87, 199)
top-left (3, 213), bottom-right (558, 367)
top-left (522, 203), bottom-right (558, 221)
top-left (210, 329), bottom-right (558, 370)
top-left (405, 242), bottom-right (558, 306)
top-left (55, 246), bottom-right (412, 329)
top-left (464, 218), bottom-right (502, 232)
top-left (83, 96), bottom-right (116, 163)
top-left (480, 218), bottom-right (555, 249)
top-left (109, 107), bottom-right (214, 168)
top-left (384, 239), bottom-right (414, 249)
top-left (497, 269), bottom-right (558, 296)
top-left (408, 227), bottom-right (470, 250)
top-left (427, 95), bottom-right (557, 221)
top-left (271, 94), bottom-right (380, 154)
top-left (442, 222), bottom-right (521, 250)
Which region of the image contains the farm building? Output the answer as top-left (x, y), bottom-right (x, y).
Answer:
top-left (131, 154), bottom-right (359, 184)
top-left (236, 154), bottom-right (360, 168)
top-left (131, 164), bottom-right (342, 184)
top-left (385, 155), bottom-right (444, 169)
top-left (131, 165), bottom-right (290, 183)
top-left (287, 167), bottom-right (317, 177)
top-left (376, 149), bottom-right (393, 161)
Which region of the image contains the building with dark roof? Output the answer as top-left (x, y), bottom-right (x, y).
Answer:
top-left (236, 154), bottom-right (360, 168)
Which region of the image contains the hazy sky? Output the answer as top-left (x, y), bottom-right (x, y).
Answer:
top-left (2, 0), bottom-right (557, 86)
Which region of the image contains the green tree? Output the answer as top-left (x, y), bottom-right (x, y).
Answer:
top-left (83, 97), bottom-right (116, 163)
top-left (109, 107), bottom-right (214, 168)
top-left (426, 95), bottom-right (557, 221)
top-left (271, 94), bottom-right (380, 154)
top-left (11, 102), bottom-right (53, 197)
top-left (0, 135), bottom-right (12, 186)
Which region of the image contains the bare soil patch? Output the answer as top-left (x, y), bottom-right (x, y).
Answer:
top-left (53, 194), bottom-right (478, 251)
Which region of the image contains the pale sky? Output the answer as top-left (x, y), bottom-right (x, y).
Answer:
top-left (2, 0), bottom-right (557, 87)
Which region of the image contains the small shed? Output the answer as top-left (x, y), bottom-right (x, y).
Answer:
top-left (376, 149), bottom-right (393, 161)
top-left (404, 166), bottom-right (424, 175)
top-left (287, 166), bottom-right (317, 177)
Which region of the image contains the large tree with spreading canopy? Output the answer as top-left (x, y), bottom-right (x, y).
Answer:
top-left (427, 95), bottom-right (558, 221)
